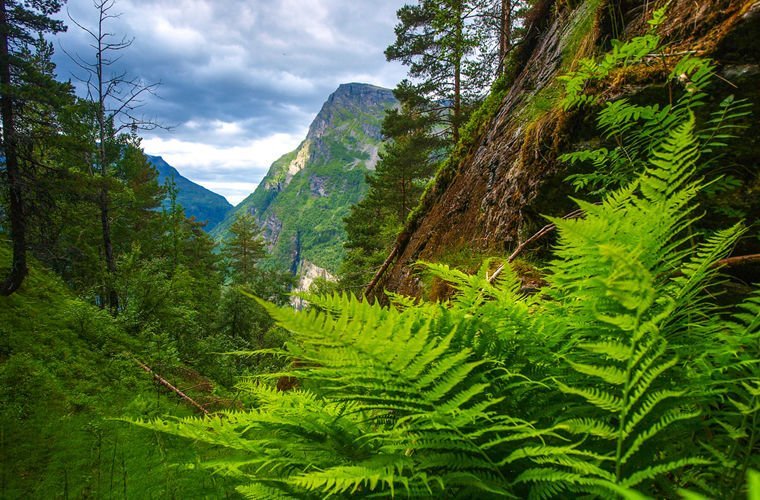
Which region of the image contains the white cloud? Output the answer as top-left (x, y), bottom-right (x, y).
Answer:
top-left (56, 0), bottom-right (409, 205)
top-left (197, 182), bottom-right (260, 205)
top-left (141, 129), bottom-right (307, 204)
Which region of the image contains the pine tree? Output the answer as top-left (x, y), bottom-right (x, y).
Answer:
top-left (341, 82), bottom-right (442, 289)
top-left (224, 213), bottom-right (266, 285)
top-left (386, 0), bottom-right (481, 143)
top-left (66, 0), bottom-right (161, 311)
top-left (0, 0), bottom-right (66, 295)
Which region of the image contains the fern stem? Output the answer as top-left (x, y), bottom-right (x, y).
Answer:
top-left (615, 315), bottom-right (642, 483)
top-left (451, 425), bottom-right (510, 489)
top-left (732, 397), bottom-right (758, 499)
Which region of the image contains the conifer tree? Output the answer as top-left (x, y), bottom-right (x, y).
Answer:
top-left (341, 82), bottom-right (442, 289)
top-left (386, 0), bottom-right (480, 143)
top-left (0, 0), bottom-right (66, 295)
top-left (224, 213), bottom-right (266, 285)
top-left (66, 0), bottom-right (161, 311)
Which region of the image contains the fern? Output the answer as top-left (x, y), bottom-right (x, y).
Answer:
top-left (560, 10), bottom-right (750, 198)
top-left (129, 7), bottom-right (757, 498)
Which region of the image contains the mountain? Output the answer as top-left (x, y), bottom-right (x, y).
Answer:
top-left (147, 155), bottom-right (232, 232)
top-left (213, 82), bottom-right (398, 276)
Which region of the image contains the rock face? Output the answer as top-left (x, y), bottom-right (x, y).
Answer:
top-left (214, 82), bottom-right (398, 275)
top-left (290, 260), bottom-right (336, 309)
top-left (147, 155), bottom-right (232, 232)
top-left (376, 0), bottom-right (760, 298)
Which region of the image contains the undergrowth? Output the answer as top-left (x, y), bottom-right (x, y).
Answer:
top-left (133, 111), bottom-right (758, 499)
top-left (130, 4), bottom-right (758, 498)
top-left (0, 246), bottom-right (232, 498)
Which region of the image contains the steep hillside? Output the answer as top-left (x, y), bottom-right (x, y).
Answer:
top-left (376, 0), bottom-right (760, 298)
top-left (147, 154), bottom-right (232, 231)
top-left (214, 83), bottom-right (397, 275)
top-left (0, 246), bottom-right (232, 497)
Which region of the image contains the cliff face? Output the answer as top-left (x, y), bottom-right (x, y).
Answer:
top-left (213, 83), bottom-right (397, 275)
top-left (379, 0), bottom-right (760, 297)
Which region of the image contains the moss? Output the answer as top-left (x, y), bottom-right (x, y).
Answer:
top-left (560, 0), bottom-right (604, 69)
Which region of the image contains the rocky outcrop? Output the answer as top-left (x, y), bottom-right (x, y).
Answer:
top-left (377, 0), bottom-right (760, 298)
top-left (290, 260), bottom-right (336, 309)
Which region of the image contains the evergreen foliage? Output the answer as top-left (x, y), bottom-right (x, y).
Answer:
top-left (0, 0), bottom-right (69, 294)
top-left (0, 245), bottom-right (233, 498)
top-left (386, 0), bottom-right (529, 143)
top-left (341, 83), bottom-right (444, 289)
top-left (224, 212), bottom-right (267, 285)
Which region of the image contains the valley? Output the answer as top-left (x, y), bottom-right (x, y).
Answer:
top-left (1, 0), bottom-right (758, 498)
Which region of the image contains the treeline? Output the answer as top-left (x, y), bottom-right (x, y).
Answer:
top-left (0, 0), bottom-right (286, 383)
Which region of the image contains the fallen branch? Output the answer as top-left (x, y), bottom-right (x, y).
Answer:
top-left (133, 358), bottom-right (209, 416)
top-left (719, 253), bottom-right (760, 268)
top-left (488, 208), bottom-right (585, 284)
top-left (667, 253), bottom-right (760, 277)
top-left (364, 244), bottom-right (400, 297)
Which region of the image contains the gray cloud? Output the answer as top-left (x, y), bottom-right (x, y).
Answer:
top-left (52, 0), bottom-right (407, 203)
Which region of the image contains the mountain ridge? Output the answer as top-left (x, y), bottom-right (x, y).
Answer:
top-left (213, 82), bottom-right (398, 276)
top-left (146, 154), bottom-right (233, 232)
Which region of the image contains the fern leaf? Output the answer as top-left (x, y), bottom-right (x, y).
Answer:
top-left (556, 381), bottom-right (624, 413)
top-left (566, 360), bottom-right (627, 385)
top-left (622, 408), bottom-right (701, 465)
top-left (621, 458), bottom-right (712, 488)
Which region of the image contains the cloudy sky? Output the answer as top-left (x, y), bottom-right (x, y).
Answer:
top-left (52, 0), bottom-right (408, 204)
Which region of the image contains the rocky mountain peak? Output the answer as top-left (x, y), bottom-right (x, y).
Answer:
top-left (306, 82), bottom-right (396, 142)
top-left (213, 82), bottom-right (398, 275)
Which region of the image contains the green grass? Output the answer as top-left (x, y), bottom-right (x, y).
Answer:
top-left (0, 246), bottom-right (234, 498)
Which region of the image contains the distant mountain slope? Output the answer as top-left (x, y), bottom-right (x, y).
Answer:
top-left (213, 83), bottom-right (397, 275)
top-left (147, 155), bottom-right (232, 232)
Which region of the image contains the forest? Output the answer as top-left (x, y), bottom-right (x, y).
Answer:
top-left (1, 0), bottom-right (759, 498)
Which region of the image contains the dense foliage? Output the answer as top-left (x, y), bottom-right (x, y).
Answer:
top-left (2, 0), bottom-right (758, 497)
top-left (133, 5), bottom-right (759, 495)
top-left (0, 2), bottom-right (295, 495)
top-left (135, 112), bottom-right (759, 497)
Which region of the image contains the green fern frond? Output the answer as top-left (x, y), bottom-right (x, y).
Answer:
top-left (556, 382), bottom-right (624, 412)
top-left (560, 418), bottom-right (617, 440)
top-left (621, 408), bottom-right (702, 464)
top-left (621, 458), bottom-right (712, 489)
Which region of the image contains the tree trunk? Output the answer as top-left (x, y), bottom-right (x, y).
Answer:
top-left (98, 182), bottom-right (118, 309)
top-left (97, 112), bottom-right (118, 310)
top-left (497, 0), bottom-right (512, 76)
top-left (453, 0), bottom-right (463, 144)
top-left (96, 12), bottom-right (118, 311)
top-left (0, 0), bottom-right (28, 295)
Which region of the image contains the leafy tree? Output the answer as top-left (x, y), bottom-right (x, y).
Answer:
top-left (0, 0), bottom-right (67, 294)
